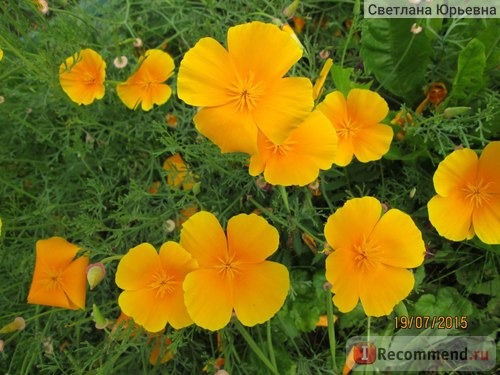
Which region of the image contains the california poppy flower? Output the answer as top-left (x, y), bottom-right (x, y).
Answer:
top-left (117, 49), bottom-right (174, 111)
top-left (324, 197), bottom-right (425, 316)
top-left (312, 58), bottom-right (333, 100)
top-left (162, 153), bottom-right (197, 190)
top-left (177, 21), bottom-right (313, 154)
top-left (428, 141), bottom-right (500, 244)
top-left (248, 110), bottom-right (338, 186)
top-left (317, 89), bottom-right (392, 166)
top-left (27, 237), bottom-right (89, 310)
top-left (180, 211), bottom-right (289, 330)
top-left (59, 49), bottom-right (106, 105)
top-left (115, 242), bottom-right (197, 333)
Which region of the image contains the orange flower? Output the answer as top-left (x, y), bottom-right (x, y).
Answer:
top-left (428, 141), bottom-right (500, 244)
top-left (59, 49), bottom-right (106, 105)
top-left (162, 153), bottom-right (197, 190)
top-left (27, 237), bottom-right (89, 310)
top-left (317, 89), bottom-right (392, 166)
top-left (180, 212), bottom-right (289, 330)
top-left (115, 242), bottom-right (197, 332)
top-left (248, 110), bottom-right (338, 186)
top-left (177, 21), bottom-right (313, 154)
top-left (324, 197), bottom-right (425, 316)
top-left (117, 49), bottom-right (174, 111)
top-left (148, 336), bottom-right (174, 365)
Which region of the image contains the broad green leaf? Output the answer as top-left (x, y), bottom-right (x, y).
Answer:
top-left (414, 287), bottom-right (474, 317)
top-left (330, 65), bottom-right (353, 97)
top-left (447, 38), bottom-right (486, 105)
top-left (360, 18), bottom-right (432, 104)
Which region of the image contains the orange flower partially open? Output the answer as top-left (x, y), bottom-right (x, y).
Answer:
top-left (177, 21), bottom-right (313, 154)
top-left (59, 49), bottom-right (106, 105)
top-left (180, 212), bottom-right (289, 330)
top-left (115, 242), bottom-right (197, 333)
top-left (428, 141), bottom-right (500, 244)
top-left (117, 49), bottom-right (174, 111)
top-left (27, 237), bottom-right (89, 310)
top-left (324, 197), bottom-right (425, 316)
top-left (317, 89), bottom-right (392, 166)
top-left (162, 153), bottom-right (197, 190)
top-left (248, 110), bottom-right (338, 186)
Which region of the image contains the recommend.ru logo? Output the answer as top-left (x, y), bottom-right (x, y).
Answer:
top-left (346, 335), bottom-right (495, 372)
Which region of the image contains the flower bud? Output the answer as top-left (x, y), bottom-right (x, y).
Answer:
top-left (86, 262), bottom-right (106, 290)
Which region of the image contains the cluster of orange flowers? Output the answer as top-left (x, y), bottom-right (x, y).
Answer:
top-left (24, 19), bottom-right (499, 364)
top-left (59, 48), bottom-right (174, 110)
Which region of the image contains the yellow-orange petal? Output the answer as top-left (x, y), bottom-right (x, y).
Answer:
top-left (317, 91), bottom-right (353, 166)
top-left (183, 269), bottom-right (234, 331)
top-left (432, 148), bottom-right (478, 197)
top-left (359, 264), bottom-right (415, 317)
top-left (428, 193), bottom-right (474, 241)
top-left (136, 49), bottom-right (174, 83)
top-left (227, 21), bottom-right (302, 82)
top-left (352, 123), bottom-right (393, 163)
top-left (177, 37), bottom-right (236, 107)
top-left (370, 209), bottom-right (425, 268)
top-left (180, 211), bottom-right (228, 267)
top-left (232, 262), bottom-right (289, 326)
top-left (163, 153), bottom-right (188, 188)
top-left (346, 89), bottom-right (389, 125)
top-left (60, 256), bottom-right (89, 309)
top-left (35, 237), bottom-right (80, 269)
top-left (117, 82), bottom-right (172, 111)
top-left (194, 105), bottom-right (258, 154)
top-left (478, 141), bottom-right (500, 193)
top-left (312, 58), bottom-right (333, 100)
top-left (226, 214), bottom-right (279, 263)
top-left (118, 288), bottom-right (167, 333)
top-left (324, 197), bottom-right (382, 252)
top-left (27, 280), bottom-right (72, 309)
top-left (325, 249), bottom-right (362, 313)
top-left (252, 77), bottom-right (314, 145)
top-left (115, 243), bottom-right (160, 290)
top-left (472, 194), bottom-right (500, 244)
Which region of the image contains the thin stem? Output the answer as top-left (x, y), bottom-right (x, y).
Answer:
top-left (278, 185), bottom-right (290, 214)
top-left (340, 0), bottom-right (361, 67)
top-left (234, 320), bottom-right (279, 375)
top-left (326, 291), bottom-right (337, 372)
top-left (266, 320), bottom-right (277, 370)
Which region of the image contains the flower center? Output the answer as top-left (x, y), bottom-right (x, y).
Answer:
top-left (149, 269), bottom-right (175, 299)
top-left (462, 178), bottom-right (493, 208)
top-left (216, 252), bottom-right (241, 280)
top-left (43, 268), bottom-right (64, 292)
top-left (228, 72), bottom-right (264, 112)
top-left (268, 138), bottom-right (297, 157)
top-left (83, 73), bottom-right (97, 85)
top-left (338, 118), bottom-right (358, 139)
top-left (353, 237), bottom-right (381, 272)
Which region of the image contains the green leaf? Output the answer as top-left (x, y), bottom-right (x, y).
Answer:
top-left (447, 38), bottom-right (486, 105)
top-left (330, 64), bottom-right (353, 97)
top-left (360, 18), bottom-right (432, 104)
top-left (414, 287), bottom-right (474, 317)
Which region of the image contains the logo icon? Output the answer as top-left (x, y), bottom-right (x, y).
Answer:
top-left (353, 342), bottom-right (377, 364)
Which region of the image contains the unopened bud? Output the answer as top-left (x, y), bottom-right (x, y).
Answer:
top-left (86, 263), bottom-right (106, 290)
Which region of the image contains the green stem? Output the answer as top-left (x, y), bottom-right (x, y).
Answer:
top-left (326, 291), bottom-right (337, 372)
top-left (367, 316), bottom-right (371, 341)
top-left (99, 254), bottom-right (123, 264)
top-left (266, 320), bottom-right (277, 370)
top-left (234, 320), bottom-right (279, 375)
top-left (340, 0), bottom-right (361, 67)
top-left (278, 185), bottom-right (290, 214)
